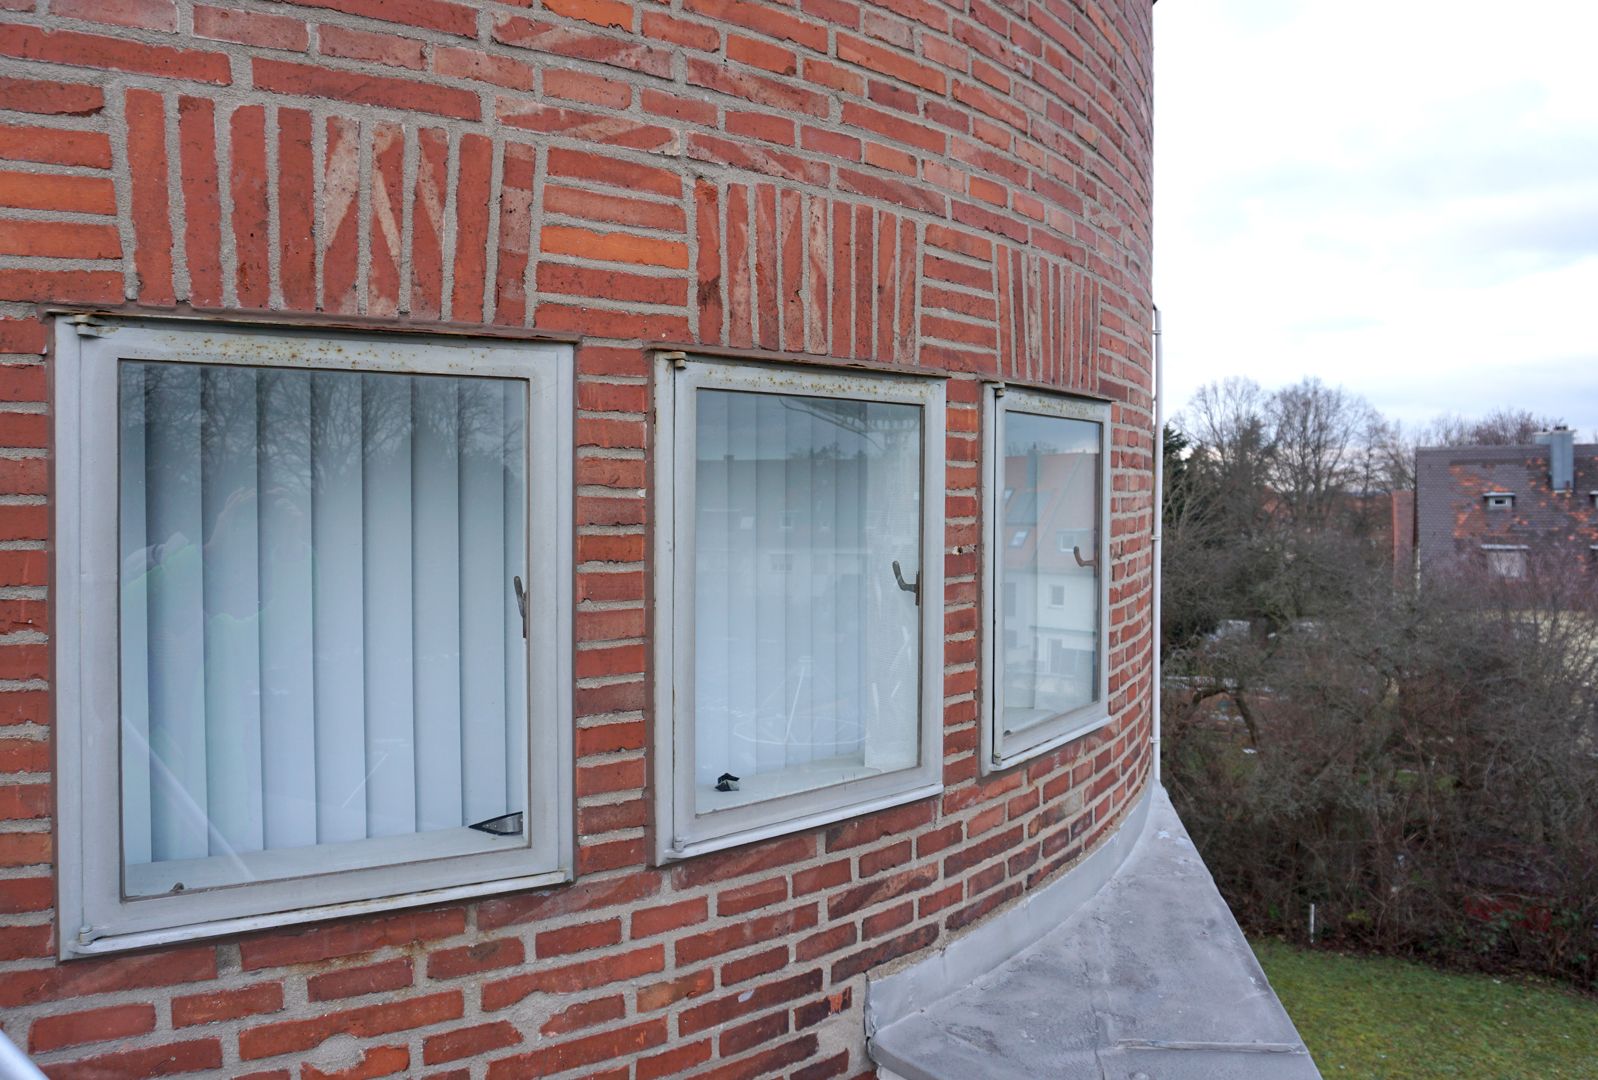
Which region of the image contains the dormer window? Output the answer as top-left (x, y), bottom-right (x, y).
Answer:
top-left (1484, 492), bottom-right (1514, 511)
top-left (1588, 491), bottom-right (1597, 508)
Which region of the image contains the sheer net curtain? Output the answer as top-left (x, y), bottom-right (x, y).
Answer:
top-left (118, 361), bottom-right (528, 893)
top-left (999, 412), bottom-right (1101, 735)
top-left (693, 390), bottom-right (921, 813)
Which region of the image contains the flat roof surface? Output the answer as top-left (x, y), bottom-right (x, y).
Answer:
top-left (870, 789), bottom-right (1320, 1080)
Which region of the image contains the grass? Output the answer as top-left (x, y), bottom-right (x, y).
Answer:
top-left (1250, 938), bottom-right (1598, 1079)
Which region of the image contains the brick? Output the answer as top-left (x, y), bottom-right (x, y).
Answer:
top-left (282, 0), bottom-right (476, 37)
top-left (0, 268), bottom-right (122, 303)
top-left (0, 170), bottom-right (114, 214)
top-left (240, 909), bottom-right (465, 970)
top-left (253, 59), bottom-right (478, 120)
top-left (636, 968), bottom-right (714, 1012)
top-left (30, 1002), bottom-right (155, 1052)
top-left (494, 141), bottom-right (536, 325)
top-left (575, 797), bottom-right (644, 836)
top-left (433, 46), bottom-right (534, 90)
top-left (722, 945), bottom-right (788, 985)
top-left (449, 132), bottom-right (493, 321)
top-left (547, 147), bottom-right (681, 198)
top-left (637, 1040), bottom-right (713, 1080)
top-left (319, 114), bottom-right (360, 314)
top-left (172, 983), bottom-right (284, 1027)
top-left (492, 14), bottom-right (672, 78)
top-left (303, 1045), bottom-right (409, 1080)
top-left (683, 0), bottom-right (827, 51)
top-left (307, 957), bottom-right (414, 1001)
top-left (0, 923), bottom-right (52, 960)
top-left (0, 781), bottom-right (50, 818)
top-left (319, 24), bottom-right (426, 69)
top-left (832, 923), bottom-right (939, 982)
top-left (0, 26), bottom-right (230, 83)
top-left (535, 917), bottom-right (622, 958)
top-left (676, 905), bottom-right (819, 965)
top-left (481, 944), bottom-right (664, 1010)
top-left (276, 108), bottom-right (315, 311)
top-left (476, 870), bottom-right (657, 932)
top-left (631, 896), bottom-right (707, 938)
top-left (496, 102), bottom-right (671, 150)
top-left (424, 1021), bottom-right (521, 1064)
top-left (545, 0), bottom-right (634, 30)
top-left (541, 225), bottom-right (688, 270)
top-left (485, 1019), bottom-right (667, 1080)
top-left (0, 124), bottom-right (110, 168)
top-left (0, 946), bottom-right (216, 1008)
top-left (0, 319), bottom-right (44, 355)
top-left (194, 6), bottom-right (308, 50)
top-left (408, 127), bottom-right (448, 319)
top-left (0, 76), bottom-right (102, 115)
top-left (238, 991), bottom-right (463, 1059)
top-left (427, 937), bottom-right (524, 979)
top-left (540, 994), bottom-right (625, 1035)
top-left (0, 219), bottom-right (120, 259)
top-left (40, 1039), bottom-right (223, 1079)
top-left (51, 0), bottom-right (177, 30)
top-left (679, 970), bottom-right (821, 1035)
top-left (177, 95), bottom-right (222, 307)
top-left (367, 121), bottom-right (405, 317)
top-left (229, 105), bottom-right (270, 309)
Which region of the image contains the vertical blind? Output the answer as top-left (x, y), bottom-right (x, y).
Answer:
top-left (999, 412), bottom-right (1101, 734)
top-left (118, 361), bottom-right (528, 888)
top-left (693, 389), bottom-right (921, 812)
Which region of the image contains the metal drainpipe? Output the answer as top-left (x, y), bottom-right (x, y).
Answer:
top-left (0, 1029), bottom-right (46, 1079)
top-left (1151, 305), bottom-right (1164, 785)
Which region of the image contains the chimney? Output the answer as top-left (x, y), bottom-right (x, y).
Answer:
top-left (1534, 427), bottom-right (1575, 493)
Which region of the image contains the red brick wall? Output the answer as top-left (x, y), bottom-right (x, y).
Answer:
top-left (0, 0), bottom-right (1155, 1076)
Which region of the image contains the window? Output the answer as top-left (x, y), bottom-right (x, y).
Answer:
top-left (654, 356), bottom-right (944, 860)
top-left (54, 319), bottom-right (573, 956)
top-left (982, 386), bottom-right (1110, 773)
top-left (1485, 493), bottom-right (1514, 510)
top-left (1483, 545), bottom-right (1528, 579)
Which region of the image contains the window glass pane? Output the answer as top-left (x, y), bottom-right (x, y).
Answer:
top-left (999, 411), bottom-right (1100, 737)
top-left (693, 389), bottom-right (921, 814)
top-left (118, 361), bottom-right (528, 896)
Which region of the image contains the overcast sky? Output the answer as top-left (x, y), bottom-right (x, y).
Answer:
top-left (1153, 0), bottom-right (1598, 436)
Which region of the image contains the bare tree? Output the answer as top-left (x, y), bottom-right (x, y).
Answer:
top-left (1266, 378), bottom-right (1383, 529)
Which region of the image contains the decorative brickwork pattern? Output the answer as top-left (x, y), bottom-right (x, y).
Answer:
top-left (0, 0), bottom-right (1154, 1075)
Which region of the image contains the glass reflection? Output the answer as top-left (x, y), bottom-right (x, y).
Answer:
top-left (999, 411), bottom-right (1100, 735)
top-left (693, 389), bottom-right (922, 813)
top-left (118, 360), bottom-right (528, 894)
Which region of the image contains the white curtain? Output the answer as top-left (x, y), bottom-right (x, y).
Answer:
top-left (693, 390), bottom-right (920, 808)
top-left (999, 412), bottom-right (1100, 731)
top-left (118, 361), bottom-right (527, 876)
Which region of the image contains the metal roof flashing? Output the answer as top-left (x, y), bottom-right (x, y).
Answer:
top-left (867, 787), bottom-right (1320, 1080)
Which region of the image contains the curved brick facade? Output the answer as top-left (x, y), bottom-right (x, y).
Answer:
top-left (0, 0), bottom-right (1155, 1076)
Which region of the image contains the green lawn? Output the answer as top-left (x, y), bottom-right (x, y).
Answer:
top-left (1251, 938), bottom-right (1598, 1079)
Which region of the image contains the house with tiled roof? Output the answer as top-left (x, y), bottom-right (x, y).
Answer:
top-left (1412, 429), bottom-right (1598, 580)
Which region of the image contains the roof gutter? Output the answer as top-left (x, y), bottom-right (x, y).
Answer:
top-left (1151, 304), bottom-right (1164, 785)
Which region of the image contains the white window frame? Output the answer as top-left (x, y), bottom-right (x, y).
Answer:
top-left (54, 317), bottom-right (574, 957)
top-left (653, 354), bottom-right (945, 862)
top-left (1484, 492), bottom-right (1514, 510)
top-left (981, 384), bottom-right (1112, 774)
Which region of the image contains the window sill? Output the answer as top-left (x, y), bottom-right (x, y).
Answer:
top-left (66, 865), bottom-right (571, 959)
top-left (985, 707), bottom-right (1111, 776)
top-left (661, 780), bottom-right (943, 864)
